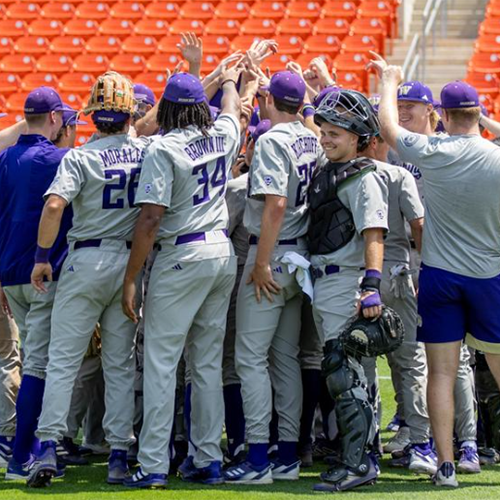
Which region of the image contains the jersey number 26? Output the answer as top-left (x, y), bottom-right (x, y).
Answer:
top-left (102, 168), bottom-right (141, 209)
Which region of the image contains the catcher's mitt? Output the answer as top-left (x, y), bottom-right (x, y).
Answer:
top-left (340, 306), bottom-right (405, 358)
top-left (83, 71), bottom-right (136, 116)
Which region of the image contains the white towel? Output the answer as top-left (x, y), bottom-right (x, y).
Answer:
top-left (279, 251), bottom-right (314, 302)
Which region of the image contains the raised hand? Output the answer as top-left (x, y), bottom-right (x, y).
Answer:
top-left (246, 39), bottom-right (278, 67)
top-left (310, 57), bottom-right (335, 87)
top-left (176, 32), bottom-right (203, 65)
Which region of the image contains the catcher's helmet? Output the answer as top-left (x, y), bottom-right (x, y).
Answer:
top-left (314, 89), bottom-right (380, 148)
top-left (340, 306), bottom-right (405, 359)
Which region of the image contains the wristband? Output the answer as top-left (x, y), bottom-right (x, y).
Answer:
top-left (221, 79), bottom-right (237, 88)
top-left (302, 104), bottom-right (315, 119)
top-left (35, 245), bottom-right (51, 264)
top-left (360, 269), bottom-right (382, 292)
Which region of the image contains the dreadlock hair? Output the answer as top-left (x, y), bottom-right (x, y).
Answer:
top-left (157, 97), bottom-right (214, 136)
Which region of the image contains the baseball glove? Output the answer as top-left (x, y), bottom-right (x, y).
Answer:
top-left (340, 306), bottom-right (405, 358)
top-left (83, 71), bottom-right (136, 116)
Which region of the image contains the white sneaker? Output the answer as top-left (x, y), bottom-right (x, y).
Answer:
top-left (383, 426), bottom-right (411, 454)
top-left (433, 462), bottom-right (458, 488)
top-left (224, 461), bottom-right (273, 485)
top-left (409, 443), bottom-right (438, 475)
top-left (271, 459), bottom-right (300, 481)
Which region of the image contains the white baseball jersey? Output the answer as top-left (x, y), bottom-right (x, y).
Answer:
top-left (136, 114), bottom-right (241, 259)
top-left (46, 134), bottom-right (153, 241)
top-left (243, 121), bottom-right (321, 240)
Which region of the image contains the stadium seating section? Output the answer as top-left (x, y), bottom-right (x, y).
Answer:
top-left (0, 0), bottom-right (399, 144)
top-left (468, 0), bottom-right (500, 119)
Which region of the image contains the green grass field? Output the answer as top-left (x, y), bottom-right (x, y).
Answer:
top-left (1, 359), bottom-right (499, 500)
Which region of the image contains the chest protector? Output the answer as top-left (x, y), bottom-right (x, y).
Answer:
top-left (308, 157), bottom-right (376, 255)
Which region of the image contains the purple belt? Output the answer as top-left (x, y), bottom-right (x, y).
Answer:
top-left (175, 230), bottom-right (229, 246)
top-left (74, 240), bottom-right (161, 251)
top-left (248, 235), bottom-right (298, 246)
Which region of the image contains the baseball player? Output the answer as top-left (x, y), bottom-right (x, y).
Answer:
top-left (308, 89), bottom-right (388, 492)
top-left (53, 104), bottom-right (88, 150)
top-left (225, 71), bottom-right (321, 485)
top-left (0, 87), bottom-right (71, 480)
top-left (373, 54), bottom-right (500, 487)
top-left (27, 72), bottom-right (153, 488)
top-left (133, 84), bottom-right (156, 125)
top-left (121, 69), bottom-right (241, 488)
top-left (387, 80), bottom-right (480, 473)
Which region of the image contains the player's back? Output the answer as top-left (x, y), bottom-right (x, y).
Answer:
top-left (136, 114), bottom-right (240, 259)
top-left (48, 134), bottom-right (153, 243)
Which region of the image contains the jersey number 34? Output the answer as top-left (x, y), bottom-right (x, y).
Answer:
top-left (192, 157), bottom-right (227, 206)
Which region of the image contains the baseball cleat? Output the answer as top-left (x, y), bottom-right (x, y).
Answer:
top-left (0, 436), bottom-right (14, 468)
top-left (386, 414), bottom-right (402, 432)
top-left (107, 450), bottom-right (130, 484)
top-left (433, 461), bottom-right (459, 488)
top-left (223, 449), bottom-right (247, 468)
top-left (383, 426), bottom-right (411, 454)
top-left (123, 467), bottom-right (167, 489)
top-left (26, 441), bottom-right (58, 488)
top-left (178, 456), bottom-right (224, 485)
top-left (271, 459), bottom-right (300, 480)
top-left (457, 445), bottom-right (481, 474)
top-left (224, 460), bottom-right (273, 485)
top-left (298, 444), bottom-right (313, 468)
top-left (409, 443), bottom-right (438, 475)
top-left (57, 437), bottom-right (89, 466)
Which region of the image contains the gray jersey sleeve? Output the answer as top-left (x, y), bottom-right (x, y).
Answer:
top-left (249, 134), bottom-right (289, 198)
top-left (135, 141), bottom-right (174, 208)
top-left (399, 170), bottom-right (424, 222)
top-left (45, 149), bottom-right (85, 203)
top-left (396, 130), bottom-right (436, 167)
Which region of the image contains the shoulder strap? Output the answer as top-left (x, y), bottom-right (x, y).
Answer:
top-left (335, 157), bottom-right (376, 187)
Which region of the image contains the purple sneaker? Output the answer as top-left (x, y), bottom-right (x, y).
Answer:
top-left (409, 443), bottom-right (437, 475)
top-left (458, 445), bottom-right (481, 474)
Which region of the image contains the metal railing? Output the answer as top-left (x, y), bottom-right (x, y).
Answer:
top-left (402, 0), bottom-right (450, 81)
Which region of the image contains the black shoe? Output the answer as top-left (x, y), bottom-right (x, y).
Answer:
top-left (298, 444), bottom-right (313, 468)
top-left (223, 449), bottom-right (247, 469)
top-left (57, 438), bottom-right (89, 466)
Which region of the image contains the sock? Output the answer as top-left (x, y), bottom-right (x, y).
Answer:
top-left (298, 369), bottom-right (321, 448)
top-left (461, 440), bottom-right (477, 450)
top-left (248, 443), bottom-right (269, 468)
top-left (13, 375), bottom-right (45, 464)
top-left (223, 384), bottom-right (246, 457)
top-left (278, 441), bottom-right (298, 465)
top-left (269, 408), bottom-right (279, 451)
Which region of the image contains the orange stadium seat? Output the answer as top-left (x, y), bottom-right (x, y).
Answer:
top-left (263, 53), bottom-right (293, 72)
top-left (28, 20), bottom-right (63, 39)
top-left (14, 36), bottom-right (51, 55)
top-left (0, 20), bottom-right (28, 39)
top-left (63, 19), bottom-right (99, 38)
top-left (6, 3), bottom-right (41, 20)
top-left (169, 19), bottom-right (205, 35)
top-left (204, 19), bottom-right (241, 38)
top-left (72, 54), bottom-right (110, 74)
top-left (0, 74), bottom-right (21, 96)
top-left (336, 71), bottom-right (364, 91)
top-left (85, 35), bottom-right (122, 54)
top-left (59, 91), bottom-right (83, 108)
top-left (273, 35), bottom-right (304, 55)
top-left (203, 35), bottom-right (231, 54)
top-left (180, 2), bottom-right (215, 20)
top-left (21, 73), bottom-right (59, 91)
top-left (350, 18), bottom-right (387, 54)
top-left (295, 52), bottom-right (332, 70)
top-left (122, 35), bottom-right (158, 54)
top-left (313, 18), bottom-right (350, 38)
top-left (475, 34), bottom-right (500, 53)
top-left (0, 115), bottom-right (25, 131)
top-left (334, 52), bottom-right (370, 90)
top-left (134, 19), bottom-right (169, 38)
top-left (110, 2), bottom-right (145, 19)
top-left (36, 53), bottom-right (73, 73)
top-left (469, 52), bottom-right (500, 74)
top-left (285, 2), bottom-right (321, 20)
top-left (358, 0), bottom-right (396, 37)
top-left (321, 1), bottom-right (357, 22)
top-left (240, 18), bottom-right (277, 36)
top-left (40, 2), bottom-right (76, 20)
top-left (215, 2), bottom-right (250, 20)
top-left (48, 0), bottom-right (82, 4)
top-left (304, 34), bottom-right (342, 56)
top-left (201, 54), bottom-right (220, 72)
top-left (157, 35), bottom-right (180, 53)
top-left (464, 72), bottom-right (499, 99)
top-left (58, 72), bottom-right (96, 95)
top-left (110, 54), bottom-right (146, 76)
top-left (479, 18), bottom-right (500, 36)
top-left (6, 92), bottom-right (30, 113)
top-left (341, 34), bottom-right (379, 54)
top-left (277, 18), bottom-right (313, 36)
top-left (134, 71), bottom-right (168, 95)
top-left (75, 2), bottom-right (110, 20)
top-left (250, 2), bottom-right (286, 20)
top-left (231, 35), bottom-right (264, 51)
top-left (147, 53), bottom-right (184, 71)
top-left (99, 19), bottom-right (135, 37)
top-left (1, 55), bottom-right (36, 73)
top-left (50, 35), bottom-right (86, 54)
top-left (0, 38), bottom-right (14, 56)
top-left (144, 2), bottom-right (181, 20)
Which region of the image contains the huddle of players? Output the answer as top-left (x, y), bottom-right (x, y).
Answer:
top-left (0, 35), bottom-right (499, 492)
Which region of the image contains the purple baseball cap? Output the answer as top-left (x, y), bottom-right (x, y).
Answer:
top-left (62, 104), bottom-right (87, 127)
top-left (397, 81), bottom-right (434, 104)
top-left (441, 81), bottom-right (480, 109)
top-left (313, 86), bottom-right (340, 108)
top-left (24, 86), bottom-right (64, 115)
top-left (251, 119), bottom-right (271, 142)
top-left (247, 106), bottom-right (261, 135)
top-left (134, 83), bottom-right (156, 106)
top-left (369, 93), bottom-right (381, 112)
top-left (163, 73), bottom-right (205, 105)
top-left (92, 110), bottom-right (130, 124)
top-left (263, 71), bottom-right (306, 105)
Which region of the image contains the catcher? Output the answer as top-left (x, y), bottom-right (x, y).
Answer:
top-left (28, 71), bottom-right (154, 487)
top-left (308, 89), bottom-right (390, 492)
